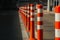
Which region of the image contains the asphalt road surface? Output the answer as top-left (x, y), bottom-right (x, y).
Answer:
top-left (0, 10), bottom-right (22, 40)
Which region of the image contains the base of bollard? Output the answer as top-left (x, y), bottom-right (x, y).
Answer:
top-left (25, 25), bottom-right (30, 32)
top-left (27, 28), bottom-right (30, 32)
top-left (29, 38), bottom-right (36, 40)
top-left (27, 30), bottom-right (30, 32)
top-left (25, 27), bottom-right (30, 32)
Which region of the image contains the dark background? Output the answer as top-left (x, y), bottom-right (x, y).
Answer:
top-left (0, 0), bottom-right (20, 40)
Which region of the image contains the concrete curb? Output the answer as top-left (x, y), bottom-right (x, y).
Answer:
top-left (19, 14), bottom-right (29, 40)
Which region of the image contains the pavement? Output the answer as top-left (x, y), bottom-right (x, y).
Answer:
top-left (19, 13), bottom-right (29, 40)
top-left (35, 10), bottom-right (55, 40)
top-left (0, 10), bottom-right (22, 40)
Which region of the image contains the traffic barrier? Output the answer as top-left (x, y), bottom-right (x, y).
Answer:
top-left (26, 5), bottom-right (30, 32)
top-left (19, 4), bottom-right (44, 40)
top-left (20, 7), bottom-right (30, 32)
top-left (29, 4), bottom-right (35, 40)
top-left (36, 4), bottom-right (43, 40)
top-left (55, 6), bottom-right (60, 40)
top-left (23, 6), bottom-right (30, 32)
top-left (18, 3), bottom-right (60, 40)
top-left (20, 6), bottom-right (30, 32)
top-left (24, 6), bottom-right (27, 28)
top-left (20, 9), bottom-right (27, 27)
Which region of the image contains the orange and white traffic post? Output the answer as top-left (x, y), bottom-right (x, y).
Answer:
top-left (26, 5), bottom-right (30, 32)
top-left (29, 4), bottom-right (35, 40)
top-left (24, 6), bottom-right (27, 28)
top-left (55, 6), bottom-right (60, 40)
top-left (20, 8), bottom-right (27, 27)
top-left (36, 4), bottom-right (43, 40)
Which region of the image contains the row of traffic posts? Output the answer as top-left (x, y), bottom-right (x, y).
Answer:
top-left (18, 3), bottom-right (60, 40)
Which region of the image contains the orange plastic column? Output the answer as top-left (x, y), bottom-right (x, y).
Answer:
top-left (36, 4), bottom-right (43, 40)
top-left (26, 5), bottom-right (30, 32)
top-left (29, 4), bottom-right (35, 40)
top-left (55, 6), bottom-right (60, 40)
top-left (20, 9), bottom-right (27, 27)
top-left (24, 6), bottom-right (27, 28)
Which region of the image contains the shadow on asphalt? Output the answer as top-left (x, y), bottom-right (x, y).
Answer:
top-left (0, 10), bottom-right (22, 40)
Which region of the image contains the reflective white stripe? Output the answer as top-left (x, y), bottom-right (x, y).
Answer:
top-left (20, 9), bottom-right (29, 17)
top-left (27, 6), bottom-right (29, 9)
top-left (30, 12), bottom-right (34, 15)
top-left (23, 13), bottom-right (26, 16)
top-left (37, 25), bottom-right (43, 30)
top-left (55, 29), bottom-right (60, 37)
top-left (23, 10), bottom-right (26, 12)
top-left (37, 17), bottom-right (43, 21)
top-left (22, 9), bottom-right (26, 12)
top-left (24, 13), bottom-right (29, 17)
top-left (23, 10), bottom-right (29, 13)
top-left (30, 18), bottom-right (34, 21)
top-left (27, 15), bottom-right (29, 17)
top-left (22, 9), bottom-right (29, 13)
top-left (55, 13), bottom-right (60, 21)
top-left (21, 9), bottom-right (29, 14)
top-left (20, 9), bottom-right (25, 12)
top-left (37, 9), bottom-right (43, 13)
top-left (30, 7), bottom-right (33, 10)
top-left (21, 9), bottom-right (29, 13)
top-left (22, 11), bottom-right (27, 16)
top-left (27, 11), bottom-right (29, 13)
top-left (30, 7), bottom-right (34, 10)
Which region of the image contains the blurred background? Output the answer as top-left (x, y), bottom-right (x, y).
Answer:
top-left (0, 0), bottom-right (60, 11)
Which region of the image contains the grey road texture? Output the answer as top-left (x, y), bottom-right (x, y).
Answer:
top-left (0, 10), bottom-right (22, 40)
